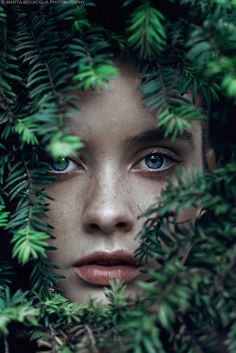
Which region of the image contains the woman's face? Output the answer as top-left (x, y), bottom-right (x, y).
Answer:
top-left (45, 62), bottom-right (203, 303)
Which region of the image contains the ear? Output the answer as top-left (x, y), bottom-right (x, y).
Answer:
top-left (206, 148), bottom-right (217, 171)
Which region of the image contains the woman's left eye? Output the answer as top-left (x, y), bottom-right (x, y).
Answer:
top-left (136, 152), bottom-right (180, 172)
top-left (48, 157), bottom-right (77, 174)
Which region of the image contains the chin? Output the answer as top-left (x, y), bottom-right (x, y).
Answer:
top-left (61, 280), bottom-right (143, 305)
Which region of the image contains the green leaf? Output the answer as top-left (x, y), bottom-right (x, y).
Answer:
top-left (0, 205), bottom-right (9, 227)
top-left (46, 133), bottom-right (84, 159)
top-left (11, 228), bottom-right (50, 265)
top-left (126, 3), bottom-right (166, 58)
top-left (15, 116), bottom-right (39, 145)
top-left (73, 64), bottom-right (118, 90)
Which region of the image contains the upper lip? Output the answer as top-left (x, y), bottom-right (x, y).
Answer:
top-left (74, 250), bottom-right (138, 267)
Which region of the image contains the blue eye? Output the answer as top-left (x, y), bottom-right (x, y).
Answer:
top-left (50, 157), bottom-right (70, 172)
top-left (48, 157), bottom-right (84, 177)
top-left (144, 154), bottom-right (165, 169)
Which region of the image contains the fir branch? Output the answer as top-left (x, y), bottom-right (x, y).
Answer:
top-left (0, 288), bottom-right (39, 335)
top-left (126, 2), bottom-right (167, 59)
top-left (0, 262), bottom-right (13, 288)
top-left (0, 3), bottom-right (235, 353)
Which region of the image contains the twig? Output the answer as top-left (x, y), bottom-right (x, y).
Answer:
top-left (49, 323), bottom-right (63, 353)
top-left (84, 325), bottom-right (100, 353)
top-left (4, 336), bottom-right (9, 353)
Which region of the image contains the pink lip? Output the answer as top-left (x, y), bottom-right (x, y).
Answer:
top-left (73, 250), bottom-right (139, 286)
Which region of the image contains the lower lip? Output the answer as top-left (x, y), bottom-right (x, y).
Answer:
top-left (74, 264), bottom-right (139, 286)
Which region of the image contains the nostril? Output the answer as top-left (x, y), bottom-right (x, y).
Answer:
top-left (117, 222), bottom-right (130, 231)
top-left (89, 223), bottom-right (100, 232)
top-left (86, 220), bottom-right (132, 234)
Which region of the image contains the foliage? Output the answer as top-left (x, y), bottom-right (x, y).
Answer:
top-left (0, 288), bottom-right (39, 335)
top-left (0, 1), bottom-right (235, 353)
top-left (126, 3), bottom-right (167, 59)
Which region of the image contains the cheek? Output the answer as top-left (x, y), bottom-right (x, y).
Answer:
top-left (45, 176), bottom-right (86, 220)
top-left (129, 176), bottom-right (165, 214)
top-left (130, 167), bottom-right (200, 223)
top-left (47, 188), bottom-right (79, 230)
top-left (44, 182), bottom-right (85, 259)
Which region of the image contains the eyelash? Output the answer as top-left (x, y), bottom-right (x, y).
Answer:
top-left (48, 152), bottom-right (182, 179)
top-left (133, 152), bottom-right (182, 177)
top-left (47, 157), bottom-right (82, 177)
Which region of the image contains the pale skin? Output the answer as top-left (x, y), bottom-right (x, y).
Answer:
top-left (44, 61), bottom-right (203, 303)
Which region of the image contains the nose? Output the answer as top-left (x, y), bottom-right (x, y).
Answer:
top-left (82, 172), bottom-right (134, 236)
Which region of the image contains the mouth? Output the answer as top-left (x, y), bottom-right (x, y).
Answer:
top-left (73, 250), bottom-right (139, 286)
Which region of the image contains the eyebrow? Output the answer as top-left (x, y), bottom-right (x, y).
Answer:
top-left (126, 127), bottom-right (194, 147)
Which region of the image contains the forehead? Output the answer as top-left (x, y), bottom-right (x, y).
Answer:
top-left (68, 61), bottom-right (201, 149)
top-left (71, 62), bottom-right (155, 134)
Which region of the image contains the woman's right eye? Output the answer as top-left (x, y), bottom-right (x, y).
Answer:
top-left (48, 157), bottom-right (78, 174)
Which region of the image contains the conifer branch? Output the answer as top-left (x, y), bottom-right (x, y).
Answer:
top-left (0, 2), bottom-right (235, 352)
